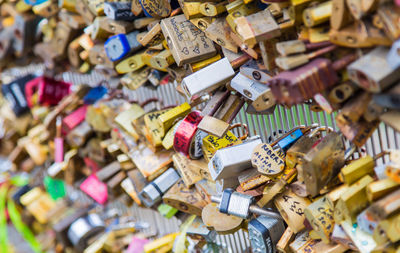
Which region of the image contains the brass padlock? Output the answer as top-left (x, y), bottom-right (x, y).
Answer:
top-left (339, 151), bottom-right (389, 185)
top-left (160, 14), bottom-right (217, 66)
top-left (302, 131), bottom-right (346, 196)
top-left (334, 175), bottom-right (374, 223)
top-left (274, 188), bottom-right (311, 233)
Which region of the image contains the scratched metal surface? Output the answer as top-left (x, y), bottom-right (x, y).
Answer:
top-left (3, 64), bottom-right (400, 252)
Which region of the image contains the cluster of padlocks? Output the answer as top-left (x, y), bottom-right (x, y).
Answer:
top-left (0, 0), bottom-right (399, 251)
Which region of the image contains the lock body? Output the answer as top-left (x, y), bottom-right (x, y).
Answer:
top-left (139, 168), bottom-right (180, 207)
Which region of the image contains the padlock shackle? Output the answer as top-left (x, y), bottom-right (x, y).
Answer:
top-left (227, 99), bottom-right (245, 124)
top-left (270, 124), bottom-right (316, 147)
top-left (229, 123), bottom-right (249, 140)
top-left (140, 97), bottom-right (160, 107)
top-left (307, 125), bottom-right (334, 137)
top-left (374, 150), bottom-right (391, 161)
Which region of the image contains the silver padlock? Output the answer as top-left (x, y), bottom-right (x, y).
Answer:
top-left (187, 216), bottom-right (217, 242)
top-left (181, 58), bottom-right (235, 100)
top-left (139, 168), bottom-right (180, 207)
top-left (211, 188), bottom-right (282, 220)
top-left (67, 213), bottom-right (105, 251)
top-left (230, 73), bottom-right (276, 113)
top-left (208, 136), bottom-right (262, 181)
top-left (248, 215), bottom-right (285, 253)
top-left (104, 2), bottom-right (135, 21)
top-left (348, 46), bottom-right (400, 93)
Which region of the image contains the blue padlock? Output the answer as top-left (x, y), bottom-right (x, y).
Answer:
top-left (83, 86), bottom-right (108, 104)
top-left (104, 31), bottom-right (142, 61)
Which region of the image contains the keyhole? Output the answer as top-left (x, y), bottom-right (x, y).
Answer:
top-left (252, 71), bottom-right (261, 80)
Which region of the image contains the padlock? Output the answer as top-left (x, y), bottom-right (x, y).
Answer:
top-left (104, 2), bottom-right (135, 21)
top-left (181, 58), bottom-right (235, 100)
top-left (268, 53), bottom-right (357, 106)
top-left (25, 76), bottom-right (71, 107)
top-left (329, 19), bottom-right (391, 48)
top-left (107, 170), bottom-right (126, 196)
top-left (366, 178), bottom-right (399, 202)
top-left (208, 136), bottom-right (262, 180)
top-left (367, 188), bottom-right (400, 221)
top-left (67, 213), bottom-right (105, 251)
top-left (117, 154), bottom-right (135, 170)
top-left (202, 127), bottom-right (243, 162)
top-left (143, 108), bottom-right (170, 150)
top-left (59, 10), bottom-right (86, 30)
top-left (62, 105), bottom-right (88, 133)
top-left (197, 115), bottom-right (231, 138)
top-left (187, 216), bottom-right (217, 242)
top-left (328, 81), bottom-right (357, 104)
top-left (2, 74), bottom-right (36, 116)
top-left (13, 14), bottom-right (41, 57)
top-left (173, 153), bottom-right (209, 187)
top-left (275, 44), bottom-right (337, 70)
top-left (200, 1), bottom-right (227, 16)
top-left (211, 188), bottom-right (282, 219)
top-left (304, 196), bottom-right (334, 243)
top-left (348, 47), bottom-right (400, 93)
top-left (138, 168), bottom-right (180, 207)
top-left (274, 188), bottom-right (311, 233)
top-left (204, 17), bottom-right (238, 53)
top-left (239, 59), bottom-right (273, 85)
top-left (188, 54), bottom-right (222, 73)
top-left (252, 127), bottom-right (307, 175)
top-left (234, 9), bottom-right (281, 48)
top-left (334, 175), bottom-right (374, 223)
top-left (248, 215), bottom-right (285, 253)
top-left (302, 131), bottom-right (346, 196)
top-left (226, 1), bottom-right (259, 33)
top-left (86, 0), bottom-right (105, 16)
top-left (75, 0), bottom-right (95, 24)
top-left (143, 233), bottom-right (179, 253)
top-left (128, 143), bottom-right (173, 181)
top-left (32, 1), bottom-right (59, 17)
top-left (114, 103), bottom-right (145, 141)
top-left (303, 1), bottom-right (332, 27)
top-left (97, 16), bottom-right (135, 34)
top-left (230, 73), bottom-right (276, 113)
top-left (88, 44), bottom-right (116, 68)
top-left (20, 187), bottom-right (56, 224)
top-left (160, 14), bottom-right (217, 66)
top-left (138, 23), bottom-right (164, 47)
top-left (115, 50), bottom-right (146, 74)
top-left (91, 18), bottom-right (112, 40)
top-left (286, 126), bottom-right (330, 179)
top-left (120, 67), bottom-right (151, 90)
top-left (336, 116), bottom-right (379, 148)
top-left (104, 31), bottom-right (142, 61)
top-left (140, 0), bottom-right (171, 18)
top-left (237, 168), bottom-right (271, 192)
top-left (276, 227), bottom-right (295, 253)
top-left (339, 151), bottom-right (388, 185)
top-left (163, 179), bottom-right (208, 216)
top-left (179, 1), bottom-right (202, 19)
top-left (276, 40), bottom-right (333, 57)
top-left (158, 102), bottom-right (191, 137)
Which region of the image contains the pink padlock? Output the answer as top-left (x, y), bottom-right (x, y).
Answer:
top-left (62, 105), bottom-right (88, 133)
top-left (25, 76), bottom-right (71, 107)
top-left (80, 174), bottom-right (108, 205)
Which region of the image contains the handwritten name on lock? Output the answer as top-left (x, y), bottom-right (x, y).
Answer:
top-left (252, 143), bottom-right (285, 175)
